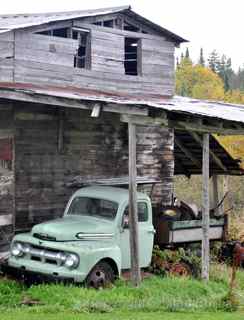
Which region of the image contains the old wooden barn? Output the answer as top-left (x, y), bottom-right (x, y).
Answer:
top-left (0, 5), bottom-right (244, 282)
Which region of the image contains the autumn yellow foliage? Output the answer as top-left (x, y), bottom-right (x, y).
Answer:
top-left (176, 58), bottom-right (244, 168)
top-left (176, 58), bottom-right (225, 100)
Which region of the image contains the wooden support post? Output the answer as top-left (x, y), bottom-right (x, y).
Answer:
top-left (189, 132), bottom-right (227, 172)
top-left (223, 175), bottom-right (229, 212)
top-left (128, 121), bottom-right (141, 286)
top-left (202, 133), bottom-right (210, 281)
top-left (212, 175), bottom-right (221, 215)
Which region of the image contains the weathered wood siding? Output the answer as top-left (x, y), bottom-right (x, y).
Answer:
top-left (0, 104), bottom-right (14, 250)
top-left (136, 126), bottom-right (174, 206)
top-left (13, 103), bottom-right (174, 231)
top-left (0, 32), bottom-right (14, 82)
top-left (14, 32), bottom-right (77, 85)
top-left (0, 23), bottom-right (175, 97)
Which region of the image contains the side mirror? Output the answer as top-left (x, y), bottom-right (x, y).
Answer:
top-left (122, 214), bottom-right (129, 229)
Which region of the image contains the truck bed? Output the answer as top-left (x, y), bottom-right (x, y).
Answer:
top-left (155, 217), bottom-right (226, 246)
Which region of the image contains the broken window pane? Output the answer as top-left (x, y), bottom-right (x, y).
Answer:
top-left (124, 37), bottom-right (140, 76)
top-left (124, 23), bottom-right (139, 32)
top-left (103, 20), bottom-right (114, 28)
top-left (36, 28), bottom-right (69, 38)
top-left (73, 30), bottom-right (91, 69)
top-left (52, 28), bottom-right (68, 38)
top-left (93, 21), bottom-right (102, 26)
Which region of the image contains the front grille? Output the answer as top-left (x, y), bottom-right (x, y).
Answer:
top-left (33, 233), bottom-right (56, 241)
top-left (21, 243), bottom-right (66, 266)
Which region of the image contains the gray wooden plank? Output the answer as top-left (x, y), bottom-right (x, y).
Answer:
top-left (202, 133), bottom-right (210, 281)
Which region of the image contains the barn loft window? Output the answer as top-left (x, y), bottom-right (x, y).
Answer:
top-left (92, 20), bottom-right (114, 28)
top-left (72, 28), bottom-right (91, 69)
top-left (124, 37), bottom-right (141, 76)
top-left (103, 20), bottom-right (114, 28)
top-left (124, 23), bottom-right (140, 32)
top-left (36, 27), bottom-right (69, 38)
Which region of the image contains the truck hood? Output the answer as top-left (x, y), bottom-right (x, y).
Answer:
top-left (31, 215), bottom-right (115, 242)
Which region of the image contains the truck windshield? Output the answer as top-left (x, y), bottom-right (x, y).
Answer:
top-left (67, 197), bottom-right (118, 220)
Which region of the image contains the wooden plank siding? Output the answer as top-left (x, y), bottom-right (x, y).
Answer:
top-left (15, 32), bottom-right (78, 67)
top-left (11, 103), bottom-right (174, 231)
top-left (0, 32), bottom-right (14, 81)
top-left (0, 22), bottom-right (175, 97)
top-left (0, 105), bottom-right (14, 249)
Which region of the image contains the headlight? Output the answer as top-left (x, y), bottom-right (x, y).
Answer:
top-left (64, 253), bottom-right (79, 269)
top-left (11, 242), bottom-right (24, 257)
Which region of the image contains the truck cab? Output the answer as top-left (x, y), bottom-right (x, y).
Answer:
top-left (7, 186), bottom-right (154, 287)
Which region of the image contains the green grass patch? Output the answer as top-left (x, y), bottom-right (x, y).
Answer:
top-left (0, 264), bottom-right (244, 316)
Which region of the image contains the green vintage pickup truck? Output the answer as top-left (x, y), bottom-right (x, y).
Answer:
top-left (7, 186), bottom-right (155, 287)
top-left (7, 185), bottom-right (226, 287)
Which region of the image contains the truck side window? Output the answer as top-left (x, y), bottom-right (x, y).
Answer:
top-left (123, 202), bottom-right (148, 223)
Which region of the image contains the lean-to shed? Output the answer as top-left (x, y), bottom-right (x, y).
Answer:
top-left (0, 5), bottom-right (244, 267)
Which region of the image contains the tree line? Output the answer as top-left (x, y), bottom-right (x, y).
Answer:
top-left (176, 48), bottom-right (244, 104)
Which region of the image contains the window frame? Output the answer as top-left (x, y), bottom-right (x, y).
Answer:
top-left (124, 37), bottom-right (142, 76)
top-left (122, 201), bottom-right (149, 224)
top-left (72, 28), bottom-right (91, 70)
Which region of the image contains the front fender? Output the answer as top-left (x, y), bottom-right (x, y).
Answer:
top-left (83, 245), bottom-right (121, 277)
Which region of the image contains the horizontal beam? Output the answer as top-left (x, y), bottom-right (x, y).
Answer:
top-left (0, 89), bottom-right (148, 116)
top-left (189, 131), bottom-right (228, 172)
top-left (168, 119), bottom-right (244, 135)
top-left (121, 114), bottom-right (168, 126)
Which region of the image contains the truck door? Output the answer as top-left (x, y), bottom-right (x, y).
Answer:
top-left (120, 201), bottom-right (155, 269)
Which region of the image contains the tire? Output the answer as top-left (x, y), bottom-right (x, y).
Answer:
top-left (169, 261), bottom-right (192, 277)
top-left (85, 261), bottom-right (115, 289)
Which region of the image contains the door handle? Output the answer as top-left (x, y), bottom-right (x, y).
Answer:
top-left (148, 229), bottom-right (156, 234)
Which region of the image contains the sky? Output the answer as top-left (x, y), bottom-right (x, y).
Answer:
top-left (1, 0), bottom-right (244, 70)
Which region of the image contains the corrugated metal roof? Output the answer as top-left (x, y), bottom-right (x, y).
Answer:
top-left (0, 5), bottom-right (130, 33)
top-left (0, 5), bottom-right (187, 43)
top-left (0, 83), bottom-right (243, 124)
top-left (150, 96), bottom-right (244, 124)
top-left (0, 82), bottom-right (243, 175)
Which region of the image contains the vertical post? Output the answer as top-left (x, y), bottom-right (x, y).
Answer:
top-left (202, 133), bottom-right (210, 281)
top-left (128, 121), bottom-right (141, 286)
top-left (212, 175), bottom-right (220, 215)
top-left (223, 175), bottom-right (229, 212)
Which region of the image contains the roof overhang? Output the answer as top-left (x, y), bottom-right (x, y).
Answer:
top-left (0, 82), bottom-right (244, 176)
top-left (0, 5), bottom-right (187, 44)
top-left (1, 83), bottom-right (244, 135)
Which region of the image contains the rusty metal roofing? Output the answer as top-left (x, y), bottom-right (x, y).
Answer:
top-left (0, 82), bottom-right (243, 176)
top-left (0, 82), bottom-right (244, 124)
top-left (0, 5), bottom-right (187, 43)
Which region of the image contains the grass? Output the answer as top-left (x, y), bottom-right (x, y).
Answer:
top-left (1, 263), bottom-right (244, 319)
top-left (1, 311), bottom-right (244, 320)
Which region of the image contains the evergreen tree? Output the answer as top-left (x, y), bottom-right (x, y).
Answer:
top-left (185, 47), bottom-right (190, 59)
top-left (208, 50), bottom-right (219, 73)
top-left (216, 55), bottom-right (234, 92)
top-left (180, 52), bottom-right (184, 62)
top-left (199, 48), bottom-right (205, 66)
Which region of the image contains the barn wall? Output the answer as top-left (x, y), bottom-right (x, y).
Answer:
top-left (0, 24), bottom-right (175, 97)
top-left (13, 103), bottom-right (174, 231)
top-left (0, 32), bottom-right (14, 82)
top-left (0, 103), bottom-right (14, 250)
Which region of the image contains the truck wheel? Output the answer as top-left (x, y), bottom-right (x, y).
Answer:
top-left (169, 262), bottom-right (192, 277)
top-left (85, 261), bottom-right (115, 289)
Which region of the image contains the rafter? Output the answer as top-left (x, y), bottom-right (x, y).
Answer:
top-left (189, 131), bottom-right (227, 172)
top-left (174, 136), bottom-right (201, 169)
